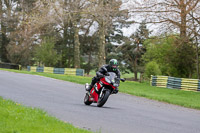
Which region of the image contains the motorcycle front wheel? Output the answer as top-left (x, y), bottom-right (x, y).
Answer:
top-left (97, 90), bottom-right (110, 107)
top-left (84, 93), bottom-right (92, 105)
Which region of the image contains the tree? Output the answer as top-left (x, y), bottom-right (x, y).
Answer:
top-left (189, 12), bottom-right (200, 78)
top-left (34, 37), bottom-right (60, 67)
top-left (52, 0), bottom-right (92, 68)
top-left (0, 0), bottom-right (17, 62)
top-left (80, 35), bottom-right (99, 75)
top-left (118, 21), bottom-right (150, 80)
top-left (143, 35), bottom-right (196, 78)
top-left (129, 0), bottom-right (200, 41)
top-left (0, 0), bottom-right (39, 65)
top-left (128, 0), bottom-right (200, 78)
top-left (89, 0), bottom-right (128, 68)
top-left (55, 22), bottom-right (74, 68)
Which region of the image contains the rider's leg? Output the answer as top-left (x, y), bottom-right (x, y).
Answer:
top-left (86, 76), bottom-right (98, 91)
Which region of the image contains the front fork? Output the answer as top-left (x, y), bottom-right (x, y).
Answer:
top-left (99, 87), bottom-right (105, 98)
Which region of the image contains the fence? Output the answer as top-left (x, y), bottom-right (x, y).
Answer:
top-left (0, 62), bottom-right (21, 70)
top-left (151, 75), bottom-right (200, 92)
top-left (27, 66), bottom-right (84, 76)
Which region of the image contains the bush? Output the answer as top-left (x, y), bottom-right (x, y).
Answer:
top-left (34, 37), bottom-right (61, 67)
top-left (144, 61), bottom-right (161, 78)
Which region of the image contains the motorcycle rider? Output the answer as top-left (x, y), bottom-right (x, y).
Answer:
top-left (86, 59), bottom-right (121, 94)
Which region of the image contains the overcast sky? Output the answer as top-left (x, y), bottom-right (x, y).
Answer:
top-left (85, 0), bottom-right (163, 38)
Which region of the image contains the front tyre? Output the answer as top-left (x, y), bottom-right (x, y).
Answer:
top-left (84, 93), bottom-right (92, 105)
top-left (97, 90), bottom-right (110, 107)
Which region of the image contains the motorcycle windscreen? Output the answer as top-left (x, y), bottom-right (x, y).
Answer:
top-left (105, 72), bottom-right (119, 85)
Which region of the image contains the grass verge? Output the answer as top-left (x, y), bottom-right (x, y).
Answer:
top-left (120, 81), bottom-right (200, 109)
top-left (1, 68), bottom-right (200, 110)
top-left (0, 97), bottom-right (91, 133)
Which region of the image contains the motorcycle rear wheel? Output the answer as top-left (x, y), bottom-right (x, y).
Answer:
top-left (84, 93), bottom-right (93, 105)
top-left (97, 90), bottom-right (110, 107)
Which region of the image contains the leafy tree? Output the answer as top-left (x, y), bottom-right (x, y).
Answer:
top-left (55, 22), bottom-right (75, 68)
top-left (118, 21), bottom-right (150, 80)
top-left (34, 37), bottom-right (60, 67)
top-left (143, 35), bottom-right (196, 78)
top-left (80, 35), bottom-right (99, 75)
top-left (171, 40), bottom-right (196, 78)
top-left (189, 12), bottom-right (200, 79)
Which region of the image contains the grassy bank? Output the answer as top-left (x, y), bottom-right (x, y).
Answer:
top-left (1, 68), bottom-right (200, 110)
top-left (120, 81), bottom-right (200, 109)
top-left (0, 97), bottom-right (91, 133)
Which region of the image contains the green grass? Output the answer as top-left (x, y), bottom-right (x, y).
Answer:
top-left (119, 81), bottom-right (200, 109)
top-left (1, 68), bottom-right (200, 110)
top-left (0, 97), bottom-right (92, 133)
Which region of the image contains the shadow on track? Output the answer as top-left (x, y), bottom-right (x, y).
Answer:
top-left (74, 103), bottom-right (122, 110)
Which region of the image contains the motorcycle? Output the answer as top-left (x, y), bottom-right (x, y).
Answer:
top-left (84, 72), bottom-right (125, 107)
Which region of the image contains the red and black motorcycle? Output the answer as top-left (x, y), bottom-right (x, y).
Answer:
top-left (84, 72), bottom-right (125, 107)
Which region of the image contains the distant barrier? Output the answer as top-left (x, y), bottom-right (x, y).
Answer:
top-left (27, 66), bottom-right (84, 76)
top-left (0, 62), bottom-right (21, 70)
top-left (151, 75), bottom-right (200, 92)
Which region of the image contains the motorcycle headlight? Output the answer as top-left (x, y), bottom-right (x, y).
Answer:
top-left (113, 83), bottom-right (119, 87)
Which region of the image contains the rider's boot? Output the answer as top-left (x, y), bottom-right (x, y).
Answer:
top-left (86, 77), bottom-right (97, 92)
top-left (113, 87), bottom-right (119, 94)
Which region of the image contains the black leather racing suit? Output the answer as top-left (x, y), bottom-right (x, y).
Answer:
top-left (90, 64), bottom-right (121, 90)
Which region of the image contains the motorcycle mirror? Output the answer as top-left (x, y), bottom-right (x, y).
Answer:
top-left (120, 78), bottom-right (125, 82)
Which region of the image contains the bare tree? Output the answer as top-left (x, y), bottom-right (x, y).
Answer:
top-left (128, 0), bottom-right (200, 41)
top-left (89, 0), bottom-right (128, 68)
top-left (5, 0), bottom-right (50, 65)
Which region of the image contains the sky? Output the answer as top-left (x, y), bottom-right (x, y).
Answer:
top-left (84, 0), bottom-right (163, 39)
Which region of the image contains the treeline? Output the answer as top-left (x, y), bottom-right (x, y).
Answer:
top-left (0, 0), bottom-right (128, 71)
top-left (0, 0), bottom-right (200, 79)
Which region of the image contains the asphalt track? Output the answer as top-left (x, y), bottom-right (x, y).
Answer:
top-left (0, 70), bottom-right (200, 133)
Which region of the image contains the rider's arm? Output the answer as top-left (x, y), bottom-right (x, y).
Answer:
top-left (116, 69), bottom-right (121, 78)
top-left (96, 65), bottom-right (107, 77)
